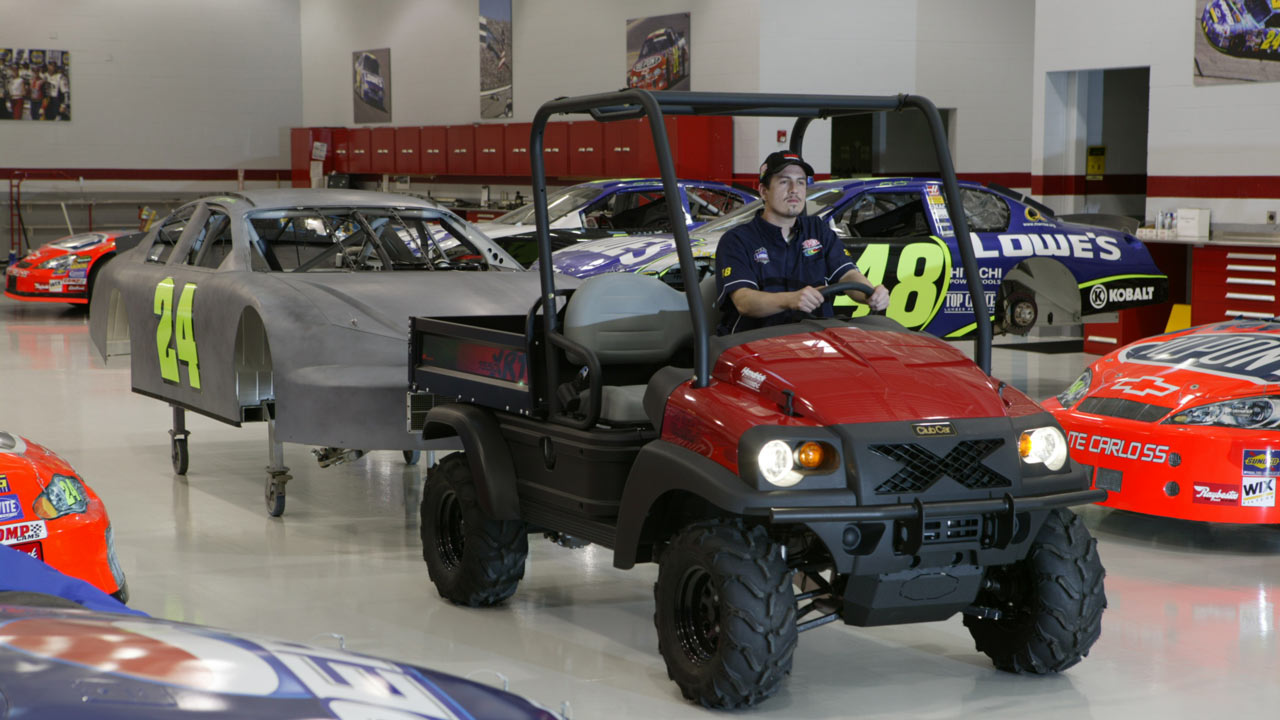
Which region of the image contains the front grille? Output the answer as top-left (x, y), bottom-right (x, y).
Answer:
top-left (1077, 396), bottom-right (1170, 422)
top-left (15, 261), bottom-right (30, 269)
top-left (871, 438), bottom-right (1009, 494)
top-left (1095, 467), bottom-right (1122, 492)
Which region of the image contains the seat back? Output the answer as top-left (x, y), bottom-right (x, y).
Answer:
top-left (563, 273), bottom-right (692, 364)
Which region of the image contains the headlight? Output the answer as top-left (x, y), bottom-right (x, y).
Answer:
top-left (756, 439), bottom-right (835, 488)
top-left (36, 254), bottom-right (77, 271)
top-left (1166, 396), bottom-right (1280, 429)
top-left (758, 440), bottom-right (800, 487)
top-left (1019, 426), bottom-right (1068, 471)
top-left (1056, 368), bottom-right (1092, 408)
top-left (32, 473), bottom-right (90, 519)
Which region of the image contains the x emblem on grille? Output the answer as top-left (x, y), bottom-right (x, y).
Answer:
top-left (871, 439), bottom-right (1009, 494)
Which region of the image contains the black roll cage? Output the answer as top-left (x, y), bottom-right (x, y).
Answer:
top-left (529, 90), bottom-right (992, 421)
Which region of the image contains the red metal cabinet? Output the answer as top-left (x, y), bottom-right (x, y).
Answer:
top-left (395, 127), bottom-right (420, 175)
top-left (290, 128), bottom-right (310, 188)
top-left (603, 119), bottom-right (643, 178)
top-left (1083, 242), bottom-right (1189, 354)
top-left (475, 124), bottom-right (505, 175)
top-left (568, 121), bottom-right (603, 178)
top-left (348, 128), bottom-right (372, 174)
top-left (371, 127), bottom-right (396, 174)
top-left (504, 122), bottom-right (532, 177)
top-left (542, 122), bottom-right (568, 177)
top-left (420, 126), bottom-right (447, 175)
top-left (1191, 244), bottom-right (1280, 326)
top-left (332, 128), bottom-right (351, 174)
top-left (447, 125), bottom-right (476, 175)
top-left (635, 117), bottom-right (679, 178)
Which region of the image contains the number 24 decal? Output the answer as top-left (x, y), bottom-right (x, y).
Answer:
top-left (154, 277), bottom-right (201, 389)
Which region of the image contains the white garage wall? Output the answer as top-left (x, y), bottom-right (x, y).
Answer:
top-left (1, 0), bottom-right (302, 187)
top-left (1033, 0), bottom-right (1280, 223)
top-left (915, 0), bottom-right (1035, 187)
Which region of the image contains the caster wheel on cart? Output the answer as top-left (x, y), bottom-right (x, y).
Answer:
top-left (171, 438), bottom-right (189, 475)
top-left (403, 450), bottom-right (421, 466)
top-left (265, 478), bottom-right (287, 517)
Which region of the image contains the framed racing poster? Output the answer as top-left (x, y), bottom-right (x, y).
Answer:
top-left (1, 48), bottom-right (71, 121)
top-left (1194, 0), bottom-right (1280, 85)
top-left (352, 48), bottom-right (392, 123)
top-left (480, 0), bottom-right (512, 118)
top-left (625, 12), bottom-right (690, 91)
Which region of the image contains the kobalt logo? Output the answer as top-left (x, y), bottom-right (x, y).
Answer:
top-left (1109, 286), bottom-right (1154, 303)
top-left (1089, 284), bottom-right (1108, 310)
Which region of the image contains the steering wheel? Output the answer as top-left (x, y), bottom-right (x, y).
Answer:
top-left (819, 281), bottom-right (873, 301)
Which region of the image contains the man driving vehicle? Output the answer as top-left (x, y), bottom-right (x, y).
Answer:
top-left (714, 151), bottom-right (890, 335)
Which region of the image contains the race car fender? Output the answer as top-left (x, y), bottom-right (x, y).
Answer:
top-left (422, 404), bottom-right (522, 520)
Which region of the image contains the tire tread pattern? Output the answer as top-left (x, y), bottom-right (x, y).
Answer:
top-left (421, 453), bottom-right (527, 607)
top-left (965, 508), bottom-right (1106, 674)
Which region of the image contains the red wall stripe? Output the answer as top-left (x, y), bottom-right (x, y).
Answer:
top-left (1, 168), bottom-right (289, 182)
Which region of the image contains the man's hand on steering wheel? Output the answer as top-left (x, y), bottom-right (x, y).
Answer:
top-left (818, 281), bottom-right (891, 313)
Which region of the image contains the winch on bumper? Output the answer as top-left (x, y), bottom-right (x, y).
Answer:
top-left (746, 417), bottom-right (1104, 626)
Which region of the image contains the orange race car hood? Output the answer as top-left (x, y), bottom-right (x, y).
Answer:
top-left (712, 323), bottom-right (1020, 426)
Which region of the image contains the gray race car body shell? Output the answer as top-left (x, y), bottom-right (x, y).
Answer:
top-left (88, 189), bottom-right (568, 451)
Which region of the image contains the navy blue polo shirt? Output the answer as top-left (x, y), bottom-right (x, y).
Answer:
top-left (715, 212), bottom-right (855, 334)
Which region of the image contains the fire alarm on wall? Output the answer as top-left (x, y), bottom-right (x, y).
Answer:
top-left (777, 130), bottom-right (787, 144)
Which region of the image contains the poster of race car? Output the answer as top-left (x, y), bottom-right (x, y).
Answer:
top-left (626, 13), bottom-right (690, 91)
top-left (352, 47), bottom-right (391, 122)
top-left (480, 0), bottom-right (512, 118)
top-left (1194, 0), bottom-right (1280, 85)
top-left (1, 48), bottom-right (70, 121)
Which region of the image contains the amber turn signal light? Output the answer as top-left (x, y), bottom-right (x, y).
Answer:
top-left (795, 441), bottom-right (825, 469)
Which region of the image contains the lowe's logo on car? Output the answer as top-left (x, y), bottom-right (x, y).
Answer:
top-left (1119, 333), bottom-right (1280, 383)
top-left (971, 232), bottom-right (1122, 261)
top-left (0, 494), bottom-right (20, 522)
top-left (0, 520), bottom-right (46, 545)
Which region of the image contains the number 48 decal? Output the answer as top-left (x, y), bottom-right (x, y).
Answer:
top-left (835, 237), bottom-right (952, 331)
top-left (154, 277), bottom-right (201, 389)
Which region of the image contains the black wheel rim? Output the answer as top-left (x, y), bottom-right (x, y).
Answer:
top-left (675, 565), bottom-right (719, 664)
top-left (436, 490), bottom-right (465, 569)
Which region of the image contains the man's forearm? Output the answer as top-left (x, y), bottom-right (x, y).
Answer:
top-left (730, 287), bottom-right (798, 318)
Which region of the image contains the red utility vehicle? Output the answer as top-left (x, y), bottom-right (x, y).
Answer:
top-left (408, 90), bottom-right (1107, 709)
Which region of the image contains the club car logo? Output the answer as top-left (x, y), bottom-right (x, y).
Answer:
top-left (912, 422), bottom-right (956, 437)
top-left (1119, 332), bottom-right (1280, 384)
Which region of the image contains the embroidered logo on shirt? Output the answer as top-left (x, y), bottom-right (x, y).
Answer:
top-left (722, 266), bottom-right (732, 277)
top-left (753, 247), bottom-right (769, 264)
top-left (801, 238), bottom-right (821, 257)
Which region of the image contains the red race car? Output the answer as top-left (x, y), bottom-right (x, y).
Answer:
top-left (627, 27), bottom-right (688, 90)
top-left (0, 431), bottom-right (127, 601)
top-left (5, 228), bottom-right (145, 305)
top-left (1046, 319), bottom-right (1280, 523)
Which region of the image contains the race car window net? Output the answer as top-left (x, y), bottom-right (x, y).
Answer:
top-left (245, 209), bottom-right (490, 273)
top-left (688, 187), bottom-right (748, 222)
top-left (493, 186), bottom-right (601, 225)
top-left (584, 190), bottom-right (672, 231)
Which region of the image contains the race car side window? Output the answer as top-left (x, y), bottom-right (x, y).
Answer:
top-left (584, 190), bottom-right (669, 231)
top-left (186, 210), bottom-right (234, 269)
top-left (837, 192), bottom-right (927, 238)
top-left (146, 206), bottom-right (197, 264)
top-left (688, 187), bottom-right (748, 223)
top-left (961, 188), bottom-right (1011, 233)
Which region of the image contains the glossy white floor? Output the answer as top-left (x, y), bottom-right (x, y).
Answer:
top-left (3, 295), bottom-right (1279, 719)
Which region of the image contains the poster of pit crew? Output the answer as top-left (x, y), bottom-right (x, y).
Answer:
top-left (1195, 0), bottom-right (1280, 85)
top-left (480, 0), bottom-right (512, 119)
top-left (1, 48), bottom-right (70, 121)
top-left (626, 12), bottom-right (690, 91)
top-left (352, 48), bottom-right (391, 123)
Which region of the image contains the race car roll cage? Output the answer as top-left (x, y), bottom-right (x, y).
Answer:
top-left (528, 90), bottom-right (992, 426)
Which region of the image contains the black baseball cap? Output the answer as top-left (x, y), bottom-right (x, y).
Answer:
top-left (759, 151), bottom-right (814, 185)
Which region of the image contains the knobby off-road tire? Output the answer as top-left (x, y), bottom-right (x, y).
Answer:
top-left (964, 508), bottom-right (1106, 674)
top-left (654, 519), bottom-right (797, 709)
top-left (420, 453), bottom-right (527, 606)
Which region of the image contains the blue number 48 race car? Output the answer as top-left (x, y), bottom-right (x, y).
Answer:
top-left (546, 177), bottom-right (1168, 339)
